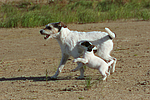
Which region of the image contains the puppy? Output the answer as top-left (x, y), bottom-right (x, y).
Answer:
top-left (72, 41), bottom-right (114, 80)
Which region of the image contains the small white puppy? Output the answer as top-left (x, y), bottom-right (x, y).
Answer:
top-left (72, 41), bottom-right (114, 80)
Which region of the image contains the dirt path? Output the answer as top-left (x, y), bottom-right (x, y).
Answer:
top-left (0, 21), bottom-right (150, 100)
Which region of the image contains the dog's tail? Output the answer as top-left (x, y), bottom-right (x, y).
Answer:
top-left (105, 28), bottom-right (116, 39)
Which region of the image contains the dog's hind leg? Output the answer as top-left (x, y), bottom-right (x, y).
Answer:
top-left (51, 54), bottom-right (70, 79)
top-left (105, 57), bottom-right (117, 74)
top-left (111, 57), bottom-right (117, 73)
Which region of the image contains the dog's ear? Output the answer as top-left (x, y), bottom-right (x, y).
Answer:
top-left (58, 22), bottom-right (67, 28)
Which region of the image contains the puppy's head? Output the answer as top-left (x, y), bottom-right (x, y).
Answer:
top-left (40, 22), bottom-right (67, 39)
top-left (80, 41), bottom-right (92, 47)
top-left (79, 41), bottom-right (97, 52)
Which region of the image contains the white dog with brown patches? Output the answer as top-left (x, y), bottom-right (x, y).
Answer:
top-left (72, 41), bottom-right (113, 80)
top-left (40, 22), bottom-right (117, 79)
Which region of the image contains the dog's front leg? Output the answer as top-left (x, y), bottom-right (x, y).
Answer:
top-left (78, 63), bottom-right (85, 79)
top-left (51, 54), bottom-right (69, 79)
top-left (71, 63), bottom-right (82, 72)
top-left (71, 62), bottom-right (85, 79)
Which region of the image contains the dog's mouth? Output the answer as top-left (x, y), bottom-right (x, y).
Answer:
top-left (44, 35), bottom-right (50, 39)
top-left (40, 29), bottom-right (51, 39)
top-left (40, 30), bottom-right (60, 39)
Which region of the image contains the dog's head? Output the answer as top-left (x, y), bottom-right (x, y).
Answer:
top-left (40, 22), bottom-right (67, 39)
top-left (79, 41), bottom-right (97, 52)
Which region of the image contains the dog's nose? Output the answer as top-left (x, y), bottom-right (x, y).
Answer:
top-left (40, 30), bottom-right (43, 34)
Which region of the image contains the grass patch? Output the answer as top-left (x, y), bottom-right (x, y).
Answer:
top-left (45, 69), bottom-right (48, 82)
top-left (78, 96), bottom-right (84, 99)
top-left (84, 75), bottom-right (103, 90)
top-left (0, 56), bottom-right (10, 71)
top-left (85, 77), bottom-right (92, 90)
top-left (134, 54), bottom-right (138, 56)
top-left (0, 0), bottom-right (150, 28)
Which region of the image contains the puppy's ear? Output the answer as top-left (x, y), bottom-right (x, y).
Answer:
top-left (87, 45), bottom-right (96, 52)
top-left (87, 45), bottom-right (93, 52)
top-left (59, 22), bottom-right (67, 28)
top-left (81, 41), bottom-right (92, 47)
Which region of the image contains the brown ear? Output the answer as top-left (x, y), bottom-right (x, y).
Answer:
top-left (59, 22), bottom-right (67, 28)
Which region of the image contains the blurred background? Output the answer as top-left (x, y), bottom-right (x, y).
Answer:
top-left (0, 0), bottom-right (150, 28)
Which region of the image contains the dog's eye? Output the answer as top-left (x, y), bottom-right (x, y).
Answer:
top-left (46, 26), bottom-right (52, 30)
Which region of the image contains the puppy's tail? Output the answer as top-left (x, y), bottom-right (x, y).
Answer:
top-left (105, 28), bottom-right (116, 39)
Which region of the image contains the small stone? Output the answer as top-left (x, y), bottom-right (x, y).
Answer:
top-left (42, 61), bottom-right (45, 64)
top-left (140, 81), bottom-right (147, 85)
top-left (129, 89), bottom-right (131, 91)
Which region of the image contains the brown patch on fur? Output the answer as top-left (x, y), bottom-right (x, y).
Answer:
top-left (59, 22), bottom-right (67, 28)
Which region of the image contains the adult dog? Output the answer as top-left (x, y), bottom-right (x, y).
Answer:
top-left (40, 22), bottom-right (117, 79)
top-left (73, 41), bottom-right (114, 80)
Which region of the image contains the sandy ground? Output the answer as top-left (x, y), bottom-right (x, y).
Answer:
top-left (0, 21), bottom-right (150, 100)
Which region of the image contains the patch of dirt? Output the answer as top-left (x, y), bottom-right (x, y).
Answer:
top-left (0, 21), bottom-right (150, 100)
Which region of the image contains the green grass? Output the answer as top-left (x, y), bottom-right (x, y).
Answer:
top-left (0, 56), bottom-right (10, 71)
top-left (0, 0), bottom-right (150, 28)
top-left (85, 77), bottom-right (92, 90)
top-left (45, 69), bottom-right (48, 82)
top-left (84, 75), bottom-right (104, 90)
top-left (78, 96), bottom-right (84, 99)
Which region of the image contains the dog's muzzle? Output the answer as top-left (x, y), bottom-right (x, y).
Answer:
top-left (40, 30), bottom-right (43, 34)
top-left (40, 30), bottom-right (50, 39)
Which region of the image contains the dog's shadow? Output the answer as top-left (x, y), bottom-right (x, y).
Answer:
top-left (0, 76), bottom-right (76, 82)
top-left (0, 75), bottom-right (101, 82)
top-left (0, 76), bottom-right (104, 91)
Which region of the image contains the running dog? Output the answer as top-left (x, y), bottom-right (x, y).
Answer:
top-left (72, 41), bottom-right (113, 80)
top-left (40, 22), bottom-right (117, 79)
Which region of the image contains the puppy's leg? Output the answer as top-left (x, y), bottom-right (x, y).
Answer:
top-left (103, 70), bottom-right (110, 80)
top-left (73, 58), bottom-right (88, 64)
top-left (105, 70), bottom-right (110, 76)
top-left (97, 41), bottom-right (117, 74)
top-left (51, 54), bottom-right (69, 79)
top-left (103, 56), bottom-right (116, 74)
top-left (102, 74), bottom-right (107, 81)
top-left (71, 58), bottom-right (87, 72)
top-left (99, 66), bottom-right (108, 81)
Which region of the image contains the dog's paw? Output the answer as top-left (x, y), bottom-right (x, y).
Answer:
top-left (76, 76), bottom-right (85, 80)
top-left (50, 75), bottom-right (57, 79)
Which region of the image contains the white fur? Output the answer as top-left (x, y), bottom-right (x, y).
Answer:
top-left (105, 28), bottom-right (115, 39)
top-left (72, 45), bottom-right (113, 80)
top-left (40, 23), bottom-right (117, 79)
